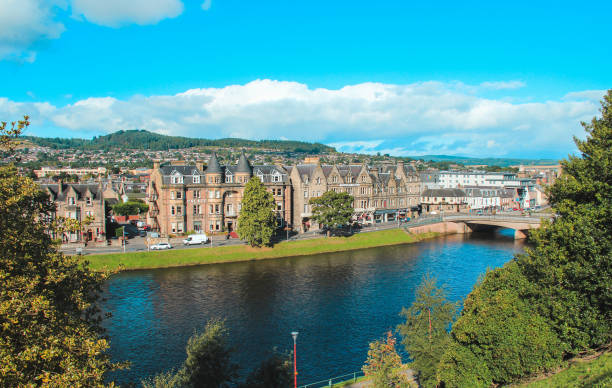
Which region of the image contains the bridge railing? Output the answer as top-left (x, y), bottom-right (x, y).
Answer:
top-left (299, 371), bottom-right (365, 388)
top-left (441, 214), bottom-right (552, 223)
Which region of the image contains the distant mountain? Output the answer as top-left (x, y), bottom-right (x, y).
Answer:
top-left (416, 154), bottom-right (558, 167)
top-left (24, 130), bottom-right (336, 154)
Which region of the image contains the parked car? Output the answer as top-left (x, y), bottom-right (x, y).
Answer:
top-left (139, 230), bottom-right (147, 237)
top-left (183, 233), bottom-right (208, 245)
top-left (151, 242), bottom-right (173, 250)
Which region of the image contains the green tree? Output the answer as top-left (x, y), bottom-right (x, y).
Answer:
top-left (516, 90), bottom-right (612, 354)
top-left (309, 190), bottom-right (354, 236)
top-left (240, 350), bottom-right (292, 388)
top-left (442, 262), bottom-right (562, 386)
top-left (362, 331), bottom-right (409, 388)
top-left (0, 118), bottom-right (122, 386)
top-left (112, 200), bottom-right (149, 217)
top-left (237, 176), bottom-right (276, 247)
top-left (397, 275), bottom-right (456, 388)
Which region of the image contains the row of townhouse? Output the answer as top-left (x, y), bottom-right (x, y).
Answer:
top-left (146, 154), bottom-right (422, 236)
top-left (41, 181), bottom-right (120, 242)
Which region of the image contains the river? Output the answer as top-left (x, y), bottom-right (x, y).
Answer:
top-left (101, 231), bottom-right (526, 386)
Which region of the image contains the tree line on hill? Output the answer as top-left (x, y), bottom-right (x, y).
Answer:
top-left (23, 129), bottom-right (336, 154)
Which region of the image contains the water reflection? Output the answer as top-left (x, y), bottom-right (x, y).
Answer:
top-left (102, 232), bottom-right (525, 385)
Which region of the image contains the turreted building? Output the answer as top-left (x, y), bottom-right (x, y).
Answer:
top-left (147, 152), bottom-right (291, 236)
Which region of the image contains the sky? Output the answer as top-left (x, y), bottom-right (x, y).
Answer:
top-left (0, 0), bottom-right (610, 159)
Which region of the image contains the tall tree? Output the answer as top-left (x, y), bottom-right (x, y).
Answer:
top-left (112, 200), bottom-right (149, 217)
top-left (240, 350), bottom-right (292, 388)
top-left (237, 176), bottom-right (276, 247)
top-left (517, 90), bottom-right (612, 353)
top-left (397, 275), bottom-right (456, 388)
top-left (0, 117), bottom-right (122, 386)
top-left (362, 331), bottom-right (408, 388)
top-left (309, 191), bottom-right (354, 236)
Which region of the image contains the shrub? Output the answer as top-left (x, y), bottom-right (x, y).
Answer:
top-left (436, 340), bottom-right (491, 388)
top-left (446, 262), bottom-right (562, 384)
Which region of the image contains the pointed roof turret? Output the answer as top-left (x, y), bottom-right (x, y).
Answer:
top-left (206, 152), bottom-right (223, 174)
top-left (236, 150), bottom-right (253, 175)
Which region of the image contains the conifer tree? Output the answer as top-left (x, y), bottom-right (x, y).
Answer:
top-left (237, 176), bottom-right (276, 247)
top-left (397, 275), bottom-right (456, 388)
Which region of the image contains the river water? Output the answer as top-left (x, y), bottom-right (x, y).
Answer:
top-left (102, 231), bottom-right (525, 386)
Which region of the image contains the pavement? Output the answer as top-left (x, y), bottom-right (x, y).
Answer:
top-left (60, 220), bottom-right (414, 256)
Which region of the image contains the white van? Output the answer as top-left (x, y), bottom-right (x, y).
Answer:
top-left (183, 233), bottom-right (208, 245)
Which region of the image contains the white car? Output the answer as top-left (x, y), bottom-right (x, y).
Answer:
top-left (151, 242), bottom-right (173, 250)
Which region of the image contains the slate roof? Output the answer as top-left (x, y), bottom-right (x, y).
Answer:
top-left (206, 152), bottom-right (223, 174)
top-left (236, 151), bottom-right (253, 174)
top-left (42, 183), bottom-right (102, 201)
top-left (422, 188), bottom-right (467, 197)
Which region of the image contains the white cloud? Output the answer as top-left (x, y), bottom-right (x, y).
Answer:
top-left (563, 90), bottom-right (607, 101)
top-left (0, 0), bottom-right (66, 61)
top-left (201, 0), bottom-right (212, 11)
top-left (0, 79), bottom-right (601, 158)
top-left (71, 0), bottom-right (184, 27)
top-left (480, 80), bottom-right (526, 90)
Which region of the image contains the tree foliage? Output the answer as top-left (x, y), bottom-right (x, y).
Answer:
top-left (397, 275), bottom-right (456, 388)
top-left (112, 200), bottom-right (149, 217)
top-left (239, 350), bottom-right (292, 388)
top-left (237, 176), bottom-right (276, 247)
top-left (142, 320), bottom-right (293, 388)
top-left (309, 191), bottom-right (354, 235)
top-left (442, 262), bottom-right (562, 385)
top-left (0, 119), bottom-right (121, 386)
top-left (515, 90), bottom-right (612, 353)
top-left (362, 331), bottom-right (408, 388)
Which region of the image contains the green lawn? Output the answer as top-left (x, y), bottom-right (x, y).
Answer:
top-left (517, 351), bottom-right (612, 388)
top-left (84, 229), bottom-right (438, 271)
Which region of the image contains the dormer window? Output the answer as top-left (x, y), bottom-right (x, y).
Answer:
top-left (171, 174), bottom-right (183, 184)
top-left (316, 177), bottom-right (321, 184)
top-left (362, 176), bottom-right (366, 182)
top-left (68, 197), bottom-right (76, 205)
top-left (86, 197), bottom-right (92, 205)
top-left (332, 176), bottom-right (338, 183)
top-left (193, 176), bottom-right (201, 184)
top-left (225, 175), bottom-right (233, 183)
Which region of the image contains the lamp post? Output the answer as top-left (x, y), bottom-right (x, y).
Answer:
top-left (291, 331), bottom-right (299, 388)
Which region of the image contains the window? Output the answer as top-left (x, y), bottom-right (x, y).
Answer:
top-left (171, 223), bottom-right (177, 233)
top-left (193, 205), bottom-right (199, 215)
top-left (304, 190), bottom-right (308, 198)
top-left (194, 190), bottom-right (200, 199)
top-left (304, 204), bottom-right (308, 213)
top-left (332, 176), bottom-right (338, 183)
top-left (177, 206), bottom-right (182, 215)
top-left (193, 176), bottom-right (200, 183)
top-left (362, 175), bottom-right (366, 182)
top-left (171, 191), bottom-right (175, 199)
top-left (177, 223), bottom-right (184, 233)
top-left (171, 206), bottom-right (175, 215)
top-left (209, 204), bottom-right (214, 214)
top-left (316, 177), bottom-right (321, 184)
top-left (68, 197), bottom-right (76, 205)
top-left (86, 197), bottom-right (92, 205)
top-left (226, 175), bottom-right (233, 183)
top-left (215, 204), bottom-right (220, 214)
top-left (208, 190), bottom-right (214, 199)
top-left (176, 191), bottom-right (182, 199)
top-left (276, 202), bottom-right (282, 211)
top-left (194, 221), bottom-right (202, 232)
top-left (215, 191), bottom-right (220, 199)
top-left (273, 175), bottom-right (280, 182)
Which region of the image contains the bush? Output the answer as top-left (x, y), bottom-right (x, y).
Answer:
top-left (445, 262), bottom-right (562, 384)
top-left (437, 341), bottom-right (491, 388)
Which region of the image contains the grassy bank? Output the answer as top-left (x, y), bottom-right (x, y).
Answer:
top-left (517, 351), bottom-right (611, 388)
top-left (84, 229), bottom-right (438, 271)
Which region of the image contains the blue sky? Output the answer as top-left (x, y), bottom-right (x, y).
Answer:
top-left (0, 0), bottom-right (610, 158)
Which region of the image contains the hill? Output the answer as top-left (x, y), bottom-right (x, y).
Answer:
top-left (417, 154), bottom-right (558, 167)
top-left (24, 130), bottom-right (336, 154)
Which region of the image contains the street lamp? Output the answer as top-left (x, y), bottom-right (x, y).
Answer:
top-left (291, 331), bottom-right (299, 388)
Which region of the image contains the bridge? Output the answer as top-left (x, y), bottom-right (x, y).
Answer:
top-left (405, 213), bottom-right (553, 239)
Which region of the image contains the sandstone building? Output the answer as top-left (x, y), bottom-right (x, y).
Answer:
top-left (147, 152), bottom-right (291, 236)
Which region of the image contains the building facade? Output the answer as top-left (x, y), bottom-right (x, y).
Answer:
top-left (289, 161), bottom-right (421, 232)
top-left (42, 181), bottom-right (114, 242)
top-left (147, 153), bottom-right (292, 236)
